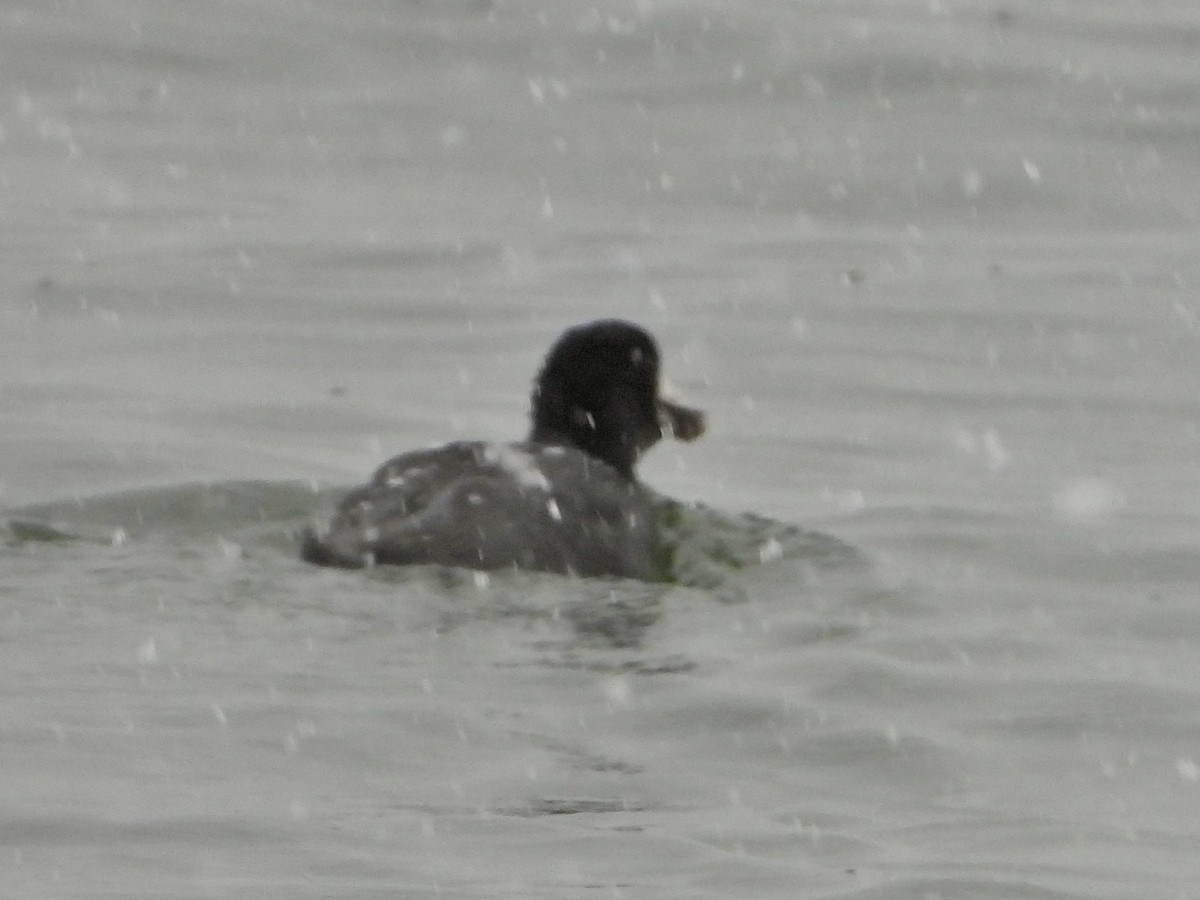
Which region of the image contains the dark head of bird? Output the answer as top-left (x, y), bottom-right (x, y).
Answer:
top-left (528, 319), bottom-right (705, 479)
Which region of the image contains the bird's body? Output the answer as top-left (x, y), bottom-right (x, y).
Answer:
top-left (301, 320), bottom-right (704, 580)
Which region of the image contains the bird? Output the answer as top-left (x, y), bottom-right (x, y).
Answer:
top-left (300, 319), bottom-right (704, 580)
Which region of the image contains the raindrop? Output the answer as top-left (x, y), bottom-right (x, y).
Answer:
top-left (603, 676), bottom-right (631, 707)
top-left (981, 427), bottom-right (1009, 471)
top-left (961, 168), bottom-right (984, 197)
top-left (137, 638), bottom-right (158, 665)
top-left (1053, 477), bottom-right (1125, 523)
top-left (758, 538), bottom-right (783, 563)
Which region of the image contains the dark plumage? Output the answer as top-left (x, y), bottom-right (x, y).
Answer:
top-left (301, 320), bottom-right (704, 580)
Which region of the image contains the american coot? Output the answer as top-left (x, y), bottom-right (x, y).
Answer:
top-left (301, 320), bottom-right (705, 580)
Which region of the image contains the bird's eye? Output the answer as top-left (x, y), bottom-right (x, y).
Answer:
top-left (630, 347), bottom-right (644, 366)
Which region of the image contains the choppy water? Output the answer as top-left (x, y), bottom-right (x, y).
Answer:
top-left (3, 2), bottom-right (1200, 897)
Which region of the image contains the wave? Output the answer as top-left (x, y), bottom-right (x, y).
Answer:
top-left (5, 478), bottom-right (864, 595)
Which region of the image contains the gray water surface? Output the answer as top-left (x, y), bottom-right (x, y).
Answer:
top-left (3, 2), bottom-right (1200, 897)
